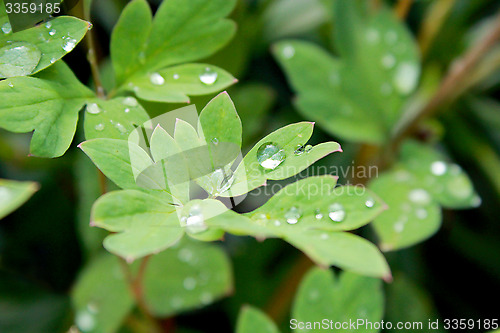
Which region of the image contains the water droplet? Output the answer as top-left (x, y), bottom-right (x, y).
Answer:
top-left (1, 22), bottom-right (12, 34)
top-left (408, 188), bottom-right (431, 205)
top-left (199, 67), bottom-right (218, 85)
top-left (446, 176), bottom-right (472, 199)
top-left (211, 137), bottom-right (219, 145)
top-left (8, 82), bottom-right (14, 88)
top-left (75, 310), bottom-right (95, 332)
top-left (50, 57), bottom-right (57, 63)
top-left (256, 142), bottom-right (286, 170)
top-left (385, 30), bottom-right (398, 44)
top-left (284, 206), bottom-right (301, 224)
top-left (282, 45), bottom-right (295, 59)
top-left (150, 72), bottom-right (165, 85)
top-left (305, 145), bottom-right (313, 153)
top-left (62, 38), bottom-right (77, 52)
top-left (178, 248), bottom-right (193, 263)
top-left (273, 220), bottom-right (281, 226)
top-left (393, 62), bottom-right (419, 95)
top-left (86, 103), bottom-right (100, 114)
top-left (430, 161), bottom-right (447, 176)
top-left (114, 122), bottom-right (128, 134)
top-left (294, 144), bottom-right (305, 156)
top-left (253, 213), bottom-right (269, 225)
top-left (415, 208), bottom-right (428, 219)
top-left (328, 203), bottom-right (345, 222)
top-left (381, 54), bottom-right (396, 69)
top-left (173, 73), bottom-right (180, 80)
top-left (183, 277), bottom-right (197, 290)
top-left (365, 198), bottom-right (375, 208)
top-left (365, 28), bottom-right (379, 43)
top-left (210, 168), bottom-right (234, 194)
top-left (124, 108), bottom-right (130, 113)
top-left (94, 123), bottom-right (105, 131)
top-left (170, 297), bottom-right (183, 309)
top-left (180, 204), bottom-right (207, 233)
top-left (320, 233), bottom-right (329, 240)
top-left (0, 187), bottom-right (11, 202)
top-left (49, 29), bottom-right (56, 36)
top-left (314, 209), bottom-right (323, 220)
top-left (0, 42), bottom-right (41, 77)
top-left (123, 97), bottom-right (138, 107)
top-left (200, 292), bottom-right (213, 305)
top-left (88, 23), bottom-right (93, 31)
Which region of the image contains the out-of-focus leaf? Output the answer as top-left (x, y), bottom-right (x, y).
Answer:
top-left (143, 238), bottom-right (233, 317)
top-left (71, 253), bottom-right (134, 333)
top-left (236, 306), bottom-right (279, 333)
top-left (0, 178), bottom-right (38, 219)
top-left (292, 267), bottom-right (384, 333)
top-left (0, 61), bottom-right (93, 157)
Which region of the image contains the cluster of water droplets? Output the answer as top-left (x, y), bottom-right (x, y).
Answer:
top-left (293, 144), bottom-right (313, 156)
top-left (85, 99), bottom-right (137, 134)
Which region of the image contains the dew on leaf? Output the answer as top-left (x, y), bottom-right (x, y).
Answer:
top-left (305, 145), bottom-right (313, 153)
top-left (365, 28), bottom-right (379, 43)
top-left (49, 29), bottom-right (56, 36)
top-left (7, 82), bottom-right (14, 88)
top-left (211, 137), bottom-right (219, 145)
top-left (94, 123), bottom-right (105, 131)
top-left (430, 161), bottom-right (447, 176)
top-left (393, 62), bottom-right (419, 95)
top-left (328, 203), bottom-right (345, 222)
top-left (200, 292), bottom-right (213, 305)
top-left (150, 72), bottom-right (165, 85)
top-left (446, 176), bottom-right (472, 199)
top-left (199, 67), bottom-right (218, 85)
top-left (365, 198), bottom-right (375, 208)
top-left (284, 206), bottom-right (301, 224)
top-left (381, 54), bottom-right (396, 69)
top-left (170, 297), bottom-right (183, 309)
top-left (385, 30), bottom-right (398, 44)
top-left (173, 73), bottom-right (180, 80)
top-left (45, 21), bottom-right (52, 29)
top-left (256, 142), bottom-right (286, 170)
top-left (408, 188), bottom-right (431, 205)
top-left (1, 22), bottom-right (12, 34)
top-left (273, 220), bottom-right (281, 226)
top-left (183, 277), bottom-right (197, 290)
top-left (124, 108), bottom-right (130, 113)
top-left (0, 187), bottom-right (11, 202)
top-left (294, 144), bottom-right (305, 156)
top-left (0, 42), bottom-right (41, 77)
top-left (178, 248), bottom-right (193, 263)
top-left (86, 103), bottom-right (101, 114)
top-left (123, 97), bottom-right (138, 107)
top-left (180, 204), bottom-right (207, 233)
top-left (320, 233), bottom-right (329, 240)
top-left (62, 38), bottom-right (77, 52)
top-left (114, 122), bottom-right (127, 134)
top-left (282, 45), bottom-right (295, 59)
top-left (50, 57), bottom-right (57, 64)
top-left (210, 168), bottom-right (235, 194)
top-left (75, 310), bottom-right (95, 332)
top-left (415, 208), bottom-right (428, 219)
top-left (314, 209), bottom-right (323, 220)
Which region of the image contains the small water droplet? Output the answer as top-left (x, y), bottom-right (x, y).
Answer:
top-left (124, 108), bottom-right (130, 113)
top-left (408, 188), bottom-right (431, 205)
top-left (273, 220), bottom-right (281, 226)
top-left (211, 137), bottom-right (219, 145)
top-left (256, 142), bottom-right (286, 170)
top-left (183, 277), bottom-right (197, 290)
top-left (115, 122), bottom-right (128, 134)
top-left (49, 29), bottom-right (56, 36)
top-left (320, 233), bottom-right (329, 240)
top-left (8, 82), bottom-right (14, 88)
top-left (430, 161), bottom-right (447, 176)
top-left (200, 292), bottom-right (213, 305)
top-left (305, 145), bottom-right (313, 153)
top-left (2, 22), bottom-right (12, 34)
top-left (94, 123), bottom-right (105, 131)
top-left (75, 310), bottom-right (95, 332)
top-left (393, 62), bottom-right (419, 95)
top-left (365, 28), bottom-right (379, 43)
top-left (150, 72), bottom-right (165, 85)
top-left (123, 97), bottom-right (138, 107)
top-left (294, 144), bottom-right (305, 156)
top-left (88, 23), bottom-right (93, 31)
top-left (62, 38), bottom-right (77, 52)
top-left (284, 206), bottom-right (301, 224)
top-left (314, 209), bottom-right (323, 220)
top-left (180, 204), bottom-right (207, 233)
top-left (210, 168), bottom-right (235, 194)
top-left (199, 67), bottom-right (218, 85)
top-left (45, 21), bottom-right (52, 29)
top-left (50, 57), bottom-right (57, 63)
top-left (253, 213), bottom-right (269, 225)
top-left (415, 208), bottom-right (428, 219)
top-left (328, 203), bottom-right (345, 222)
top-left (0, 42), bottom-right (41, 77)
top-left (381, 54), bottom-right (396, 69)
top-left (170, 297), bottom-right (183, 309)
top-left (173, 73), bottom-right (180, 80)
top-left (365, 198), bottom-right (375, 208)
top-left (178, 248), bottom-right (193, 263)
top-left (282, 45), bottom-right (295, 59)
top-left (86, 103), bottom-right (100, 114)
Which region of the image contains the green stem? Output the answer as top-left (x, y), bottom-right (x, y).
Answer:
top-left (82, 0), bottom-right (105, 99)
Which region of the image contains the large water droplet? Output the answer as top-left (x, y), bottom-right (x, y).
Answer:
top-left (62, 38), bottom-right (77, 52)
top-left (430, 161), bottom-right (447, 176)
top-left (328, 203), bottom-right (345, 222)
top-left (282, 45), bottom-right (295, 59)
top-left (408, 188), bottom-right (431, 205)
top-left (183, 277), bottom-right (197, 290)
top-left (284, 206), bottom-right (301, 224)
top-left (0, 42), bottom-right (41, 77)
top-left (393, 62), bottom-right (419, 95)
top-left (180, 204), bottom-right (207, 233)
top-left (150, 72), bottom-right (165, 85)
top-left (199, 67), bottom-right (218, 85)
top-left (123, 96), bottom-right (138, 107)
top-left (256, 142), bottom-right (286, 170)
top-left (1, 22), bottom-right (12, 34)
top-left (86, 103), bottom-right (100, 114)
top-left (314, 209), bottom-right (323, 220)
top-left (94, 123), bottom-right (105, 131)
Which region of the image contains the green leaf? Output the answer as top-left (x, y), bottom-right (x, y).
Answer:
top-left (143, 238), bottom-right (233, 317)
top-left (292, 267), bottom-right (384, 333)
top-left (71, 253), bottom-right (134, 333)
top-left (0, 61), bottom-right (93, 157)
top-left (228, 122), bottom-right (341, 196)
top-left (110, 0), bottom-right (237, 96)
top-left (84, 96), bottom-right (149, 140)
top-left (0, 179), bottom-right (38, 219)
top-left (0, 42), bottom-right (41, 77)
top-left (249, 176), bottom-right (386, 232)
top-left (0, 16), bottom-right (91, 78)
top-left (79, 138), bottom-right (153, 190)
top-left (236, 306), bottom-right (280, 333)
top-left (284, 230), bottom-right (390, 278)
top-left (128, 64), bottom-right (236, 103)
top-left (273, 3), bottom-right (420, 144)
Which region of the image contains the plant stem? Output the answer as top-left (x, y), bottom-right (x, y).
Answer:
top-left (82, 0), bottom-right (105, 99)
top-left (395, 0), bottom-right (413, 20)
top-left (418, 0), bottom-right (455, 57)
top-left (392, 9), bottom-right (500, 150)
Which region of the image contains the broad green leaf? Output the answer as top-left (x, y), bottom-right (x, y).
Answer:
top-left (84, 96), bottom-right (149, 140)
top-left (110, 0), bottom-right (237, 97)
top-left (129, 64), bottom-right (236, 103)
top-left (285, 229), bottom-right (390, 278)
top-left (292, 267), bottom-right (384, 333)
top-left (273, 3), bottom-right (420, 144)
top-left (71, 253), bottom-right (134, 333)
top-left (370, 172), bottom-right (442, 252)
top-left (143, 238), bottom-right (233, 317)
top-left (0, 61), bottom-right (93, 157)
top-left (0, 16), bottom-right (91, 77)
top-left (249, 176), bottom-right (386, 232)
top-left (79, 138), bottom-right (153, 190)
top-left (0, 179), bottom-right (38, 219)
top-left (205, 209), bottom-right (277, 239)
top-left (227, 122), bottom-right (341, 196)
top-left (236, 306), bottom-right (280, 333)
